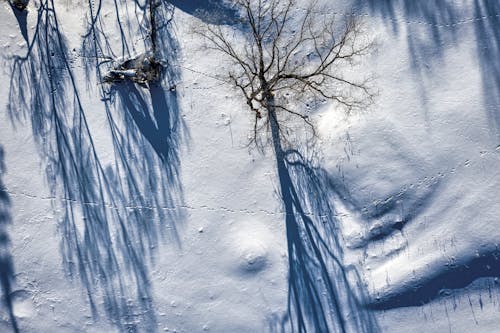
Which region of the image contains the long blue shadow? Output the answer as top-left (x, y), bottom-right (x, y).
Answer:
top-left (267, 114), bottom-right (379, 333)
top-left (358, 0), bottom-right (500, 135)
top-left (167, 0), bottom-right (238, 24)
top-left (9, 2), bottom-right (29, 44)
top-left (0, 146), bottom-right (19, 333)
top-left (6, 1), bottom-right (186, 331)
top-left (369, 250), bottom-right (500, 309)
top-left (354, 0), bottom-right (500, 308)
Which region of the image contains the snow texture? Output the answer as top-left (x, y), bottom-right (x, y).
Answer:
top-left (0, 0), bottom-right (499, 332)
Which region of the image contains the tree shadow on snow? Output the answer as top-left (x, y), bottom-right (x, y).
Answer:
top-left (369, 249), bottom-right (500, 309)
top-left (8, 1), bottom-right (29, 44)
top-left (167, 0), bottom-right (238, 24)
top-left (358, 0), bottom-right (500, 136)
top-left (6, 1), bottom-right (185, 331)
top-left (355, 0), bottom-right (500, 309)
top-left (0, 147), bottom-right (19, 333)
top-left (267, 123), bottom-right (379, 333)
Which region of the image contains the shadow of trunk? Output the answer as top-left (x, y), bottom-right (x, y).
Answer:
top-left (267, 107), bottom-right (379, 333)
top-left (9, 1), bottom-right (29, 44)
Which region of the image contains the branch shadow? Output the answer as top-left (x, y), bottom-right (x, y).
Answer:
top-left (353, 0), bottom-right (500, 309)
top-left (6, 1), bottom-right (185, 331)
top-left (358, 0), bottom-right (500, 135)
top-left (0, 147), bottom-right (19, 333)
top-left (267, 119), bottom-right (379, 333)
top-left (473, 0), bottom-right (500, 137)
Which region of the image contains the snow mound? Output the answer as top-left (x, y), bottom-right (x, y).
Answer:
top-left (230, 220), bottom-right (272, 274)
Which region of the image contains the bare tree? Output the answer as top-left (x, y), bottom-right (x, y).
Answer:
top-left (102, 0), bottom-right (166, 86)
top-left (200, 4), bottom-right (376, 330)
top-left (198, 0), bottom-right (374, 148)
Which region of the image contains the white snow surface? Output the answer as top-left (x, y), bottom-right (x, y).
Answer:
top-left (0, 0), bottom-right (499, 332)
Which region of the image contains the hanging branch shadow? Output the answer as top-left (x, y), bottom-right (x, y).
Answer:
top-left (354, 0), bottom-right (500, 309)
top-left (6, 0), bottom-right (186, 331)
top-left (103, 0), bottom-right (186, 190)
top-left (358, 0), bottom-right (500, 135)
top-left (473, 0), bottom-right (500, 137)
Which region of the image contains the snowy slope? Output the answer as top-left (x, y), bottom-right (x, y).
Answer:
top-left (0, 0), bottom-right (499, 332)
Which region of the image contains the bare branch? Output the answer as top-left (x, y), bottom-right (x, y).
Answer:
top-left (198, 0), bottom-right (374, 147)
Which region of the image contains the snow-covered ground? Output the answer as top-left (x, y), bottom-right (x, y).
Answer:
top-left (0, 0), bottom-right (499, 332)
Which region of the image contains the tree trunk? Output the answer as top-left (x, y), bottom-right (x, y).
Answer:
top-left (267, 97), bottom-right (282, 157)
top-left (267, 97), bottom-right (297, 257)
